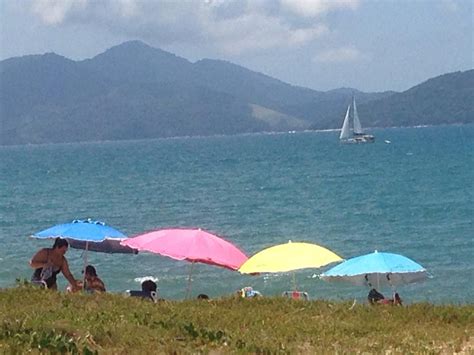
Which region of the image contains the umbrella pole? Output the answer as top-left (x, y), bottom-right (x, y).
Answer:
top-left (185, 261), bottom-right (195, 300)
top-left (82, 241), bottom-right (89, 291)
top-left (292, 272), bottom-right (297, 291)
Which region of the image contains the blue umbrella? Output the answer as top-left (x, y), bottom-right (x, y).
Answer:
top-left (32, 218), bottom-right (136, 257)
top-left (320, 250), bottom-right (427, 287)
top-left (34, 218), bottom-right (125, 242)
top-left (32, 219), bottom-right (137, 289)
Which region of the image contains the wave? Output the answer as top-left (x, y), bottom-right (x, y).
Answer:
top-left (134, 276), bottom-right (159, 284)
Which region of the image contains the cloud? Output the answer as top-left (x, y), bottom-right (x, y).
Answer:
top-left (313, 46), bottom-right (367, 63)
top-left (31, 0), bottom-right (87, 25)
top-left (206, 13), bottom-right (329, 55)
top-left (280, 0), bottom-right (360, 17)
top-left (439, 0), bottom-right (459, 12)
top-left (27, 0), bottom-right (358, 54)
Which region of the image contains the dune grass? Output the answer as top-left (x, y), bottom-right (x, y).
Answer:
top-left (1, 285), bottom-right (472, 354)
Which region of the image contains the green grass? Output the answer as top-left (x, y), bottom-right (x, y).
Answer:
top-left (1, 285), bottom-right (473, 354)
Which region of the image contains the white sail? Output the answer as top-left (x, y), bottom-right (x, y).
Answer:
top-left (338, 95), bottom-right (374, 143)
top-left (339, 105), bottom-right (351, 140)
top-left (352, 97), bottom-right (364, 134)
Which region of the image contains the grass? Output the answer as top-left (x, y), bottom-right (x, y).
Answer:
top-left (1, 285), bottom-right (473, 354)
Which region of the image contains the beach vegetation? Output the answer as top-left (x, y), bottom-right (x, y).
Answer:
top-left (1, 285), bottom-right (472, 353)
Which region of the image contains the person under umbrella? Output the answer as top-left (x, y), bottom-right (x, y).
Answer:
top-left (320, 250), bottom-right (427, 304)
top-left (121, 228), bottom-right (248, 298)
top-left (83, 265), bottom-right (106, 293)
top-left (31, 218), bottom-right (136, 290)
top-left (30, 237), bottom-right (81, 291)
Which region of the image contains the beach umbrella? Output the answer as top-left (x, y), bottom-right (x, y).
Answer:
top-left (120, 228), bottom-right (248, 298)
top-left (32, 218), bottom-right (136, 273)
top-left (238, 241), bottom-right (342, 291)
top-left (239, 241), bottom-right (342, 274)
top-left (320, 250), bottom-right (427, 288)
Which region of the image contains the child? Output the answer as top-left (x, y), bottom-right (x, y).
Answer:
top-left (84, 265), bottom-right (106, 293)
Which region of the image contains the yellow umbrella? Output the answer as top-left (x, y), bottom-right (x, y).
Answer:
top-left (239, 241), bottom-right (342, 274)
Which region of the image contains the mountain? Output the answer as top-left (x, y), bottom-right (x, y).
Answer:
top-left (353, 70), bottom-right (474, 128)
top-left (81, 40), bottom-right (195, 85)
top-left (0, 40), bottom-right (472, 145)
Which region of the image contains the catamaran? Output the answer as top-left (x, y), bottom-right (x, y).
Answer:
top-left (339, 97), bottom-right (375, 144)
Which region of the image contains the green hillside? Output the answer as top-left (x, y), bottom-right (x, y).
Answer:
top-left (357, 70), bottom-right (474, 127)
top-left (0, 41), bottom-right (472, 145)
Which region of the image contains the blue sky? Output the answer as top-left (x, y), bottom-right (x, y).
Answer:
top-left (0, 0), bottom-right (472, 92)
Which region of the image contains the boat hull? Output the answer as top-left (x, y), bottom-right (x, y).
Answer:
top-left (341, 135), bottom-right (375, 144)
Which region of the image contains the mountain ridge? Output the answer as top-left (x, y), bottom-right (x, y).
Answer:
top-left (1, 40), bottom-right (472, 145)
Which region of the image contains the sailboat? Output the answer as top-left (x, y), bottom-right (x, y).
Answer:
top-left (339, 96), bottom-right (375, 144)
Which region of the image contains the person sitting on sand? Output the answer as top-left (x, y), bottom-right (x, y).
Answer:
top-left (377, 292), bottom-right (403, 306)
top-left (369, 288), bottom-right (403, 306)
top-left (30, 237), bottom-right (81, 291)
top-left (139, 279), bottom-right (158, 301)
top-left (197, 293), bottom-right (210, 300)
top-left (368, 288), bottom-right (385, 304)
top-left (238, 286), bottom-right (262, 298)
top-left (83, 265), bottom-right (106, 293)
top-left (393, 292), bottom-right (403, 305)
top-left (141, 279), bottom-right (157, 293)
top-left (124, 280), bottom-right (159, 301)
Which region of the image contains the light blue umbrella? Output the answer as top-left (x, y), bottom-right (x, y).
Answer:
top-left (33, 218), bottom-right (126, 243)
top-left (320, 250), bottom-right (427, 287)
top-left (32, 219), bottom-right (136, 265)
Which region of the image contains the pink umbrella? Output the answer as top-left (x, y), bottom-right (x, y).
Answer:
top-left (120, 228), bottom-right (248, 297)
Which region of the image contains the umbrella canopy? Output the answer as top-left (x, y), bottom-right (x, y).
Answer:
top-left (120, 228), bottom-right (247, 270)
top-left (34, 218), bottom-right (125, 242)
top-left (320, 250), bottom-right (427, 286)
top-left (32, 219), bottom-right (136, 254)
top-left (121, 228), bottom-right (248, 298)
top-left (239, 241), bottom-right (342, 274)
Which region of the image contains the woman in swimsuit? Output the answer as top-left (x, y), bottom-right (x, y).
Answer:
top-left (30, 238), bottom-right (80, 291)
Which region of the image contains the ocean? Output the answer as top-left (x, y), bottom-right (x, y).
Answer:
top-left (0, 125), bottom-right (472, 304)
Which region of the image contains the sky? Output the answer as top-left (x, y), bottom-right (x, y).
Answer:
top-left (0, 0), bottom-right (472, 92)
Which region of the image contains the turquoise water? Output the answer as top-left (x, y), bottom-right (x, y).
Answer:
top-left (1, 125), bottom-right (472, 303)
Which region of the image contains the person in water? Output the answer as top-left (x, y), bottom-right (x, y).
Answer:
top-left (83, 265), bottom-right (106, 293)
top-left (30, 238), bottom-right (80, 291)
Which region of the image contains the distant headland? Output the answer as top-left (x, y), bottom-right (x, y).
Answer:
top-left (1, 40), bottom-right (472, 145)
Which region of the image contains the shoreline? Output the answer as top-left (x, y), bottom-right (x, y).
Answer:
top-left (0, 122), bottom-right (472, 148)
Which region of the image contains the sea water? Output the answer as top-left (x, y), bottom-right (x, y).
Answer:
top-left (0, 125), bottom-right (472, 303)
